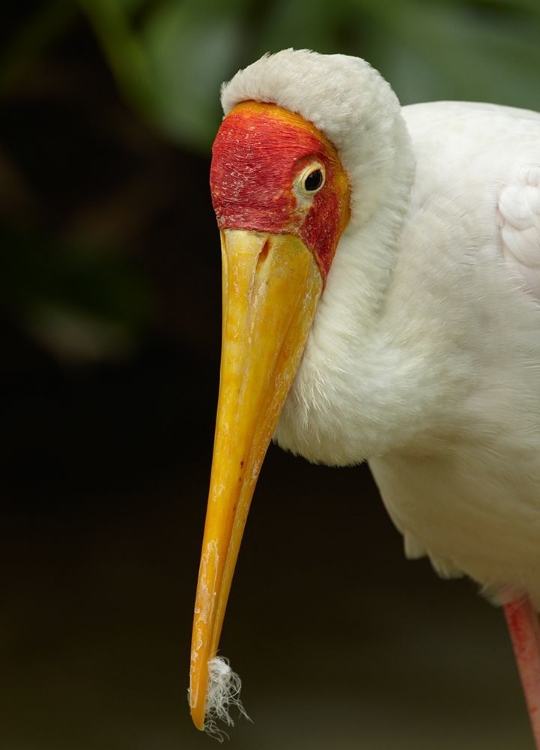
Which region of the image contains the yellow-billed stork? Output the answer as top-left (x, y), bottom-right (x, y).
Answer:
top-left (189, 49), bottom-right (540, 744)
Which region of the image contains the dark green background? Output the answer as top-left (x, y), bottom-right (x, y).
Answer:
top-left (1, 1), bottom-right (539, 747)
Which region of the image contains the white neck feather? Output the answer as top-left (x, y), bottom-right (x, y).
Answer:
top-left (275, 206), bottom-right (430, 466)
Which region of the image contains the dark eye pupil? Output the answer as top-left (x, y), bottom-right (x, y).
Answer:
top-left (304, 169), bottom-right (323, 192)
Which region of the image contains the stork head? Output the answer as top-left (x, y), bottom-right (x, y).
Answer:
top-left (189, 49), bottom-right (412, 732)
top-left (211, 100), bottom-right (351, 279)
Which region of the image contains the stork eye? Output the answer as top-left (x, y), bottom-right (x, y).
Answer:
top-left (299, 165), bottom-right (325, 195)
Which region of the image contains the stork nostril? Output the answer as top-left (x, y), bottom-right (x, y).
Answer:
top-left (256, 239), bottom-right (271, 270)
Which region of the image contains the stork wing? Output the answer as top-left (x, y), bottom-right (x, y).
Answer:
top-left (499, 166), bottom-right (540, 302)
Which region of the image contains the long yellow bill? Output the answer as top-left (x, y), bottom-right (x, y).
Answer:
top-left (189, 229), bottom-right (323, 730)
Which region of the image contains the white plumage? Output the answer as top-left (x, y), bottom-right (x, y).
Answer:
top-left (190, 49), bottom-right (540, 742)
top-left (223, 50), bottom-right (540, 608)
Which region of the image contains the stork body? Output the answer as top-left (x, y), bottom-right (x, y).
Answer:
top-left (276, 99), bottom-right (540, 603)
top-left (189, 50), bottom-right (540, 742)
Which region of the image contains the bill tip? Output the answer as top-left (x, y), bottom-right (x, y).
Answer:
top-left (190, 656), bottom-right (250, 742)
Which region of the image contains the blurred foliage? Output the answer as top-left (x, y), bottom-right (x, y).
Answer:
top-left (3, 0), bottom-right (540, 151)
top-left (79, 0), bottom-right (540, 147)
top-left (0, 226), bottom-right (153, 362)
top-left (1, 0), bottom-right (540, 362)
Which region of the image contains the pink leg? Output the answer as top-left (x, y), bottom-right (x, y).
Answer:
top-left (504, 597), bottom-right (540, 748)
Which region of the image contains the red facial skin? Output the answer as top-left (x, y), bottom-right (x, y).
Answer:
top-left (210, 102), bottom-right (351, 280)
